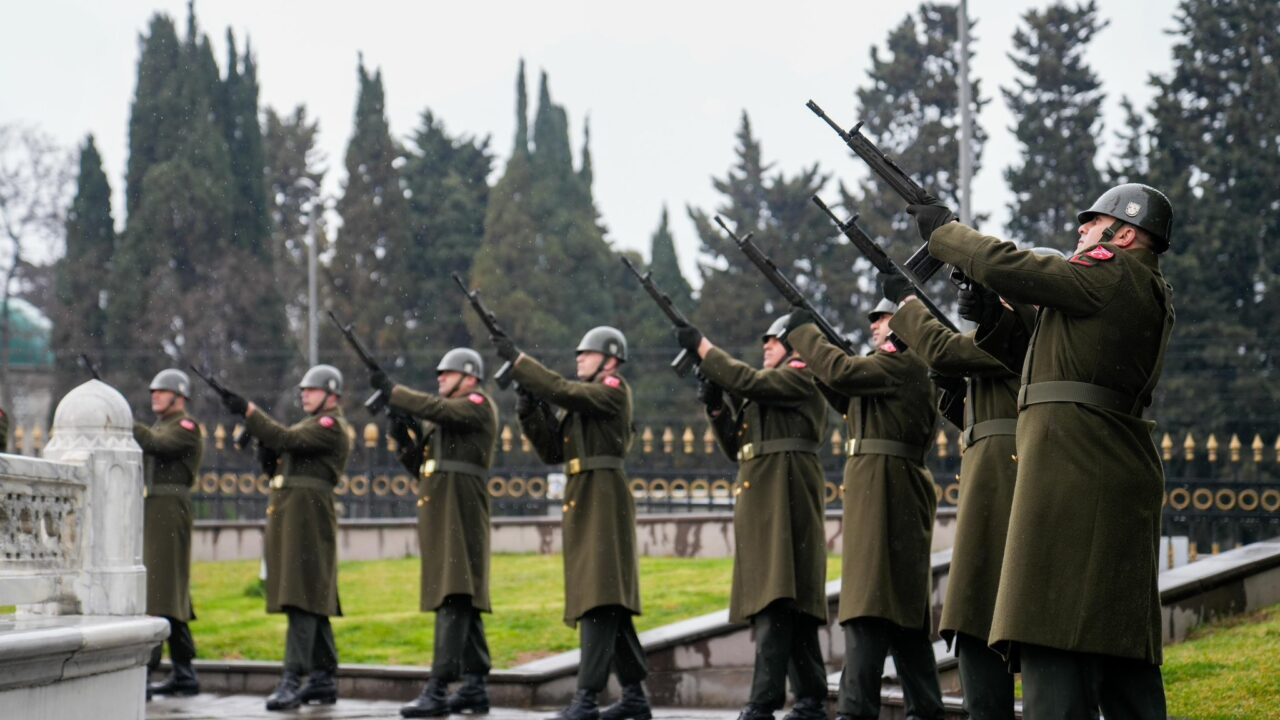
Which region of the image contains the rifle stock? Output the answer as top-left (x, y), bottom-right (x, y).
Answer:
top-left (451, 273), bottom-right (514, 389)
top-left (620, 257), bottom-right (698, 377)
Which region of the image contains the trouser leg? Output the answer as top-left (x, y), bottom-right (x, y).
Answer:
top-left (461, 606), bottom-right (492, 677)
top-left (168, 618), bottom-right (197, 664)
top-left (786, 614), bottom-right (828, 701)
top-left (955, 632), bottom-right (1014, 720)
top-left (611, 612), bottom-right (649, 686)
top-left (887, 622), bottom-right (944, 720)
top-left (1095, 654), bottom-right (1167, 720)
top-left (836, 618), bottom-right (892, 719)
top-left (748, 601), bottom-right (795, 709)
top-left (578, 605), bottom-right (624, 692)
top-left (1020, 643), bottom-right (1098, 720)
top-left (310, 615), bottom-right (338, 672)
top-left (433, 595), bottom-right (471, 682)
top-left (148, 642), bottom-right (163, 673)
top-left (284, 607), bottom-right (318, 675)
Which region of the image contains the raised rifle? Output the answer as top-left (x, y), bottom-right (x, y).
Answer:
top-left (620, 256), bottom-right (698, 377)
top-left (713, 216), bottom-right (856, 356)
top-left (451, 273), bottom-right (515, 389)
top-left (79, 353), bottom-right (102, 381)
top-left (188, 364), bottom-right (254, 448)
top-left (326, 311), bottom-right (391, 415)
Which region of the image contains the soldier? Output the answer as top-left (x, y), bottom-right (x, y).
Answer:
top-left (878, 271), bottom-right (1021, 720)
top-left (909, 183), bottom-right (1175, 717)
top-left (781, 300), bottom-right (944, 720)
top-left (672, 316), bottom-right (829, 720)
top-left (221, 365), bottom-right (352, 712)
top-left (493, 327), bottom-right (649, 720)
top-left (368, 349), bottom-right (499, 718)
top-left (133, 369), bottom-right (204, 699)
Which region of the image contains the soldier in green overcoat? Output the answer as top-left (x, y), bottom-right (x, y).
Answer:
top-left (223, 364), bottom-right (352, 712)
top-left (782, 300), bottom-right (944, 720)
top-left (493, 326), bottom-right (648, 720)
top-left (880, 278), bottom-right (1020, 720)
top-left (134, 369), bottom-right (204, 698)
top-left (672, 315), bottom-right (829, 720)
top-left (909, 183), bottom-right (1175, 717)
top-left (368, 348), bottom-right (499, 719)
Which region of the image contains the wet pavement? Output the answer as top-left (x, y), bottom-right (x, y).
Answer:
top-left (147, 695), bottom-right (737, 720)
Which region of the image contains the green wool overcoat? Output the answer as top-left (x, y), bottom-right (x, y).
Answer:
top-left (790, 324), bottom-right (938, 630)
top-left (246, 406), bottom-right (352, 617)
top-left (134, 411), bottom-right (204, 620)
top-left (890, 299), bottom-right (1019, 646)
top-left (514, 355), bottom-right (641, 627)
top-left (389, 384), bottom-right (498, 613)
top-left (931, 223), bottom-right (1174, 663)
top-left (699, 347), bottom-right (829, 625)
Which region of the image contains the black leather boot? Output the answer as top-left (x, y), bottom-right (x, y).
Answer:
top-left (781, 697), bottom-right (826, 720)
top-left (446, 673), bottom-right (490, 714)
top-left (148, 661), bottom-right (200, 697)
top-left (551, 689), bottom-right (599, 720)
top-left (600, 683), bottom-right (651, 720)
top-left (401, 678), bottom-right (450, 718)
top-left (736, 703), bottom-right (777, 720)
top-left (298, 669), bottom-right (338, 705)
top-left (265, 672), bottom-right (302, 712)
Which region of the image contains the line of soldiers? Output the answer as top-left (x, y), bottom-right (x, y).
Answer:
top-left (132, 180), bottom-right (1174, 720)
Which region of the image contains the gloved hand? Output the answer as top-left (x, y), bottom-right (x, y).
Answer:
top-left (387, 412), bottom-right (415, 449)
top-left (905, 194), bottom-right (956, 243)
top-left (696, 372), bottom-right (724, 412)
top-left (674, 323), bottom-right (704, 353)
top-left (491, 333), bottom-right (520, 362)
top-left (958, 284), bottom-right (1002, 327)
top-left (257, 443), bottom-right (280, 477)
top-left (515, 386), bottom-right (537, 416)
top-left (369, 369), bottom-right (394, 396)
top-left (784, 307), bottom-right (816, 336)
top-left (221, 390), bottom-right (249, 417)
top-left (878, 268), bottom-right (914, 304)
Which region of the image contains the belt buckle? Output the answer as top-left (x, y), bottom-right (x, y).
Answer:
top-left (845, 439), bottom-right (858, 456)
top-left (270, 475), bottom-right (284, 490)
top-left (142, 486), bottom-right (150, 498)
top-left (567, 458), bottom-right (582, 475)
top-left (737, 443), bottom-right (755, 462)
top-left (421, 459), bottom-right (437, 477)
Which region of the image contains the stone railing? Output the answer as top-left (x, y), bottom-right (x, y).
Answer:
top-left (0, 380), bottom-right (168, 719)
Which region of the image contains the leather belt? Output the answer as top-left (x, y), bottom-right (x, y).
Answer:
top-left (269, 475), bottom-right (333, 493)
top-left (565, 456), bottom-right (625, 475)
top-left (736, 439), bottom-right (821, 462)
top-left (144, 484), bottom-right (191, 499)
top-left (845, 438), bottom-right (926, 462)
top-left (1018, 381), bottom-right (1140, 416)
top-left (420, 458), bottom-right (486, 478)
top-left (961, 418), bottom-right (1019, 448)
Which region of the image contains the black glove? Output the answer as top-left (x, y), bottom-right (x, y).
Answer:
top-left (515, 386), bottom-right (537, 416)
top-left (387, 412), bottom-right (415, 449)
top-left (958, 284), bottom-right (1002, 327)
top-left (784, 307), bottom-right (816, 336)
top-left (905, 194), bottom-right (956, 243)
top-left (696, 372), bottom-right (724, 412)
top-left (879, 268), bottom-right (914, 304)
top-left (221, 390), bottom-right (248, 417)
top-left (369, 369), bottom-right (394, 396)
top-left (491, 333), bottom-right (520, 362)
top-left (674, 324), bottom-right (703, 353)
top-left (257, 443), bottom-right (279, 477)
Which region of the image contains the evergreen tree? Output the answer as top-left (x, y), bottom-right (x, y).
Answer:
top-left (51, 136), bottom-right (114, 399)
top-left (648, 206), bottom-right (693, 312)
top-left (1003, 1), bottom-right (1107, 246)
top-left (1143, 0), bottom-right (1280, 434)
top-left (264, 104), bottom-right (324, 333)
top-left (1107, 97), bottom-right (1149, 185)
top-left (124, 14), bottom-right (183, 219)
top-left (221, 32), bottom-right (271, 253)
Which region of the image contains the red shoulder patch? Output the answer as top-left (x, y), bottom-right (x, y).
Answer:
top-left (468, 392), bottom-right (485, 405)
top-left (602, 375), bottom-right (622, 388)
top-left (879, 340), bottom-right (899, 353)
top-left (1068, 256), bottom-right (1095, 266)
top-left (318, 415), bottom-right (336, 429)
top-left (179, 419), bottom-right (196, 432)
top-left (788, 359), bottom-right (807, 369)
top-left (1087, 246), bottom-right (1115, 261)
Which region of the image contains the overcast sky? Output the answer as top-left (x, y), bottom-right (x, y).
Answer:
top-left (1, 0), bottom-right (1181, 283)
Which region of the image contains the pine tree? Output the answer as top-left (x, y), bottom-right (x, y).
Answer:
top-left (1003, 1), bottom-right (1107, 246)
top-left (51, 136), bottom-right (114, 399)
top-left (1142, 0), bottom-right (1280, 434)
top-left (1107, 97), bottom-right (1149, 185)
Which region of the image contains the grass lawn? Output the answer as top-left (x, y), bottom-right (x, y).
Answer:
top-left (1162, 602), bottom-right (1280, 720)
top-left (191, 554), bottom-right (843, 668)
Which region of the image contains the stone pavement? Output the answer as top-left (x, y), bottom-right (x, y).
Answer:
top-left (147, 695), bottom-right (737, 720)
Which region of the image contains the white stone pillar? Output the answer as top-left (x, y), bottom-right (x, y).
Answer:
top-left (42, 380), bottom-right (145, 615)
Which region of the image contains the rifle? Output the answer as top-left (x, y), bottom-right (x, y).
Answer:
top-left (451, 273), bottom-right (514, 389)
top-left (713, 216), bottom-right (855, 356)
top-left (79, 353), bottom-right (102, 381)
top-left (620, 256), bottom-right (698, 377)
top-left (326, 311), bottom-right (390, 415)
top-left (806, 99), bottom-right (951, 285)
top-left (188, 364), bottom-right (254, 448)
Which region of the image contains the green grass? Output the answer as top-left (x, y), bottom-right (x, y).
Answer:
top-left (191, 554), bottom-right (843, 668)
top-left (1162, 602), bottom-right (1280, 719)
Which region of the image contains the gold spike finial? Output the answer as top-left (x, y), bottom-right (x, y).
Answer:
top-left (832, 428), bottom-right (843, 456)
top-left (1229, 434), bottom-right (1241, 463)
top-left (703, 425), bottom-right (715, 455)
top-left (501, 425), bottom-right (513, 453)
top-left (642, 426), bottom-right (654, 454)
top-left (1252, 434), bottom-right (1264, 463)
top-left (1183, 432), bottom-right (1195, 462)
top-left (214, 423), bottom-right (227, 450)
top-left (1160, 433), bottom-right (1173, 461)
top-left (936, 430), bottom-right (950, 458)
top-left (363, 422), bottom-right (379, 448)
top-left (682, 427), bottom-right (695, 455)
top-left (662, 426), bottom-right (674, 454)
top-left (1206, 433), bottom-right (1218, 463)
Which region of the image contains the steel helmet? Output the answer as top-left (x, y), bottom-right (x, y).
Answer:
top-left (1077, 183), bottom-right (1173, 251)
top-left (299, 364), bottom-right (343, 394)
top-left (149, 368), bottom-right (191, 398)
top-left (437, 348), bottom-right (485, 380)
top-left (576, 326), bottom-right (628, 363)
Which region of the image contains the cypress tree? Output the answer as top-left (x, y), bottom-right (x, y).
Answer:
top-left (1003, 1), bottom-right (1107, 246)
top-left (223, 33), bottom-right (271, 253)
top-left (124, 14), bottom-right (183, 219)
top-left (263, 104), bottom-right (324, 335)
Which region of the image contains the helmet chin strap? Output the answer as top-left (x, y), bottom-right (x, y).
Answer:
top-left (585, 356), bottom-right (606, 384)
top-left (1100, 219), bottom-right (1126, 243)
top-left (156, 394), bottom-right (177, 417)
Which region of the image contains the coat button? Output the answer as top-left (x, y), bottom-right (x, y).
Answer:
top-left (562, 503), bottom-right (570, 512)
top-left (743, 481), bottom-right (751, 489)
